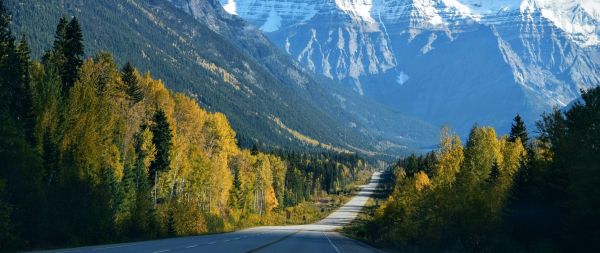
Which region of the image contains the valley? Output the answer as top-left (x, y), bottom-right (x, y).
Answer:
top-left (1, 1), bottom-right (599, 253)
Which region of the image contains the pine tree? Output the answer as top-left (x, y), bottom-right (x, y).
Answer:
top-left (42, 133), bottom-right (59, 186)
top-left (50, 17), bottom-right (68, 55)
top-left (487, 161), bottom-right (500, 184)
top-left (130, 127), bottom-right (156, 236)
top-left (42, 16), bottom-right (67, 81)
top-left (62, 17), bottom-right (84, 92)
top-left (509, 114), bottom-right (529, 145)
top-left (0, 1), bottom-right (17, 115)
top-left (15, 36), bottom-right (34, 143)
top-left (166, 208), bottom-right (176, 236)
top-left (43, 16), bottom-right (84, 94)
top-left (121, 62), bottom-right (143, 103)
top-left (149, 109), bottom-right (172, 183)
top-left (0, 2), bottom-right (14, 55)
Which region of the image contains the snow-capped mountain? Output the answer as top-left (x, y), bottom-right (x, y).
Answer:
top-left (219, 0), bottom-right (600, 134)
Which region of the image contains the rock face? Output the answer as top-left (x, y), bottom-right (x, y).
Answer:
top-left (218, 0), bottom-right (600, 134)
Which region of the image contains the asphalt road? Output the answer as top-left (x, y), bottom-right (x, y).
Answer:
top-left (31, 172), bottom-right (383, 253)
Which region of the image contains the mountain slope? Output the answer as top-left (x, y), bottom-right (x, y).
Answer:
top-left (222, 0), bottom-right (600, 135)
top-left (6, 0), bottom-right (438, 155)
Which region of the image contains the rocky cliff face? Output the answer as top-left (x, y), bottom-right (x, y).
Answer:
top-left (218, 0), bottom-right (600, 134)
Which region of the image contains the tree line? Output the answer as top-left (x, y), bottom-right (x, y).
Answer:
top-left (362, 87), bottom-right (600, 252)
top-left (0, 5), bottom-right (370, 251)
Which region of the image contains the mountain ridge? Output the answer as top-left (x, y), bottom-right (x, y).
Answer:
top-left (6, 0), bottom-right (438, 156)
top-left (221, 0), bottom-right (600, 134)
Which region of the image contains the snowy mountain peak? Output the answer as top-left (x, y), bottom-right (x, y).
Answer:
top-left (220, 0), bottom-right (600, 46)
top-left (334, 0), bottom-right (376, 23)
top-left (521, 0), bottom-right (600, 46)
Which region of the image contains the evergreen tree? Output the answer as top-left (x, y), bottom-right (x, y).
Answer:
top-left (130, 127), bottom-right (156, 237)
top-left (149, 109), bottom-right (172, 183)
top-left (62, 17), bottom-right (84, 92)
top-left (42, 133), bottom-right (59, 186)
top-left (0, 1), bottom-right (17, 115)
top-left (42, 16), bottom-right (67, 82)
top-left (50, 17), bottom-right (68, 55)
top-left (44, 16), bottom-right (84, 94)
top-left (121, 62), bottom-right (143, 103)
top-left (509, 114), bottom-right (529, 145)
top-left (487, 161), bottom-right (500, 184)
top-left (0, 2), bottom-right (14, 56)
top-left (15, 36), bottom-right (34, 143)
top-left (166, 208), bottom-right (176, 236)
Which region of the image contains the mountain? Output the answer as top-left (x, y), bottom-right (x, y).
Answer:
top-left (6, 0), bottom-right (438, 156)
top-left (220, 0), bottom-right (600, 134)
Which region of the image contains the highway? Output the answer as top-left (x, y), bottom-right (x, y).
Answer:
top-left (31, 172), bottom-right (383, 253)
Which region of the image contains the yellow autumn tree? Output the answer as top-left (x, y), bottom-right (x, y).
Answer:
top-left (60, 54), bottom-right (124, 183)
top-left (433, 127), bottom-right (464, 187)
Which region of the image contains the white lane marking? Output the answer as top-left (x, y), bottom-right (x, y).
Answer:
top-left (153, 250), bottom-right (170, 253)
top-left (233, 237), bottom-right (241, 240)
top-left (323, 232), bottom-right (341, 253)
top-left (207, 241), bottom-right (216, 245)
top-left (185, 244), bottom-right (198, 249)
top-left (224, 239), bottom-right (230, 242)
top-left (92, 243), bottom-right (140, 250)
top-left (57, 251), bottom-right (80, 253)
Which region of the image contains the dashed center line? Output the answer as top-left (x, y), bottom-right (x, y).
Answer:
top-left (185, 244), bottom-right (198, 249)
top-left (207, 241), bottom-right (216, 245)
top-left (153, 250), bottom-right (170, 253)
top-left (224, 239), bottom-right (231, 242)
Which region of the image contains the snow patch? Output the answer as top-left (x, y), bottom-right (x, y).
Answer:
top-left (260, 9), bottom-right (282, 32)
top-left (397, 71), bottom-right (410, 85)
top-left (335, 0), bottom-right (376, 23)
top-left (421, 33), bottom-right (437, 54)
top-left (285, 37), bottom-right (292, 54)
top-left (222, 0), bottom-right (237, 15)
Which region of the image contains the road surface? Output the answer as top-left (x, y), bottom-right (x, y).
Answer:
top-left (32, 172), bottom-right (383, 253)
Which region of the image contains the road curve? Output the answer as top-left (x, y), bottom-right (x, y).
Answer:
top-left (31, 172), bottom-right (384, 253)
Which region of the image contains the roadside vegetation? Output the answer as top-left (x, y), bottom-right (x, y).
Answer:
top-left (0, 6), bottom-right (372, 252)
top-left (352, 87), bottom-right (600, 252)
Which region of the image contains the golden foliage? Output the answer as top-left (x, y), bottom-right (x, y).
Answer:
top-left (434, 127), bottom-right (464, 186)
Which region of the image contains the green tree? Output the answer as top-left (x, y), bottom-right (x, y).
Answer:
top-left (42, 17), bottom-right (67, 88)
top-left (0, 2), bottom-right (19, 118)
top-left (15, 36), bottom-right (34, 143)
top-left (149, 109), bottom-right (172, 183)
top-left (509, 114), bottom-right (529, 146)
top-left (121, 62), bottom-right (143, 103)
top-left (49, 17), bottom-right (68, 57)
top-left (62, 17), bottom-right (84, 91)
top-left (548, 87), bottom-right (600, 251)
top-left (129, 126), bottom-right (156, 237)
top-left (43, 16), bottom-right (84, 94)
top-left (487, 161), bottom-right (500, 184)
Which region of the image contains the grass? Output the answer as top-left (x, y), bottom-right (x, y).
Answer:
top-left (341, 178), bottom-right (394, 251)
